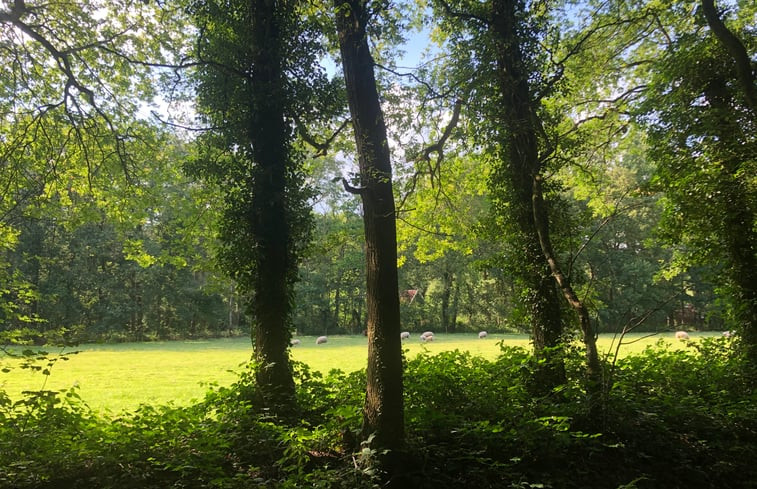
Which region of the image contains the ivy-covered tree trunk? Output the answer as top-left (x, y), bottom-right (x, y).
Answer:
top-left (532, 175), bottom-right (602, 403)
top-left (334, 0), bottom-right (405, 455)
top-left (244, 0), bottom-right (298, 414)
top-left (699, 0), bottom-right (757, 365)
top-left (489, 0), bottom-right (566, 390)
top-left (191, 0), bottom-right (320, 416)
top-left (701, 72), bottom-right (757, 366)
top-left (640, 0), bottom-right (756, 367)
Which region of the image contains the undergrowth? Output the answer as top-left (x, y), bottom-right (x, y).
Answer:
top-left (1, 338), bottom-right (755, 488)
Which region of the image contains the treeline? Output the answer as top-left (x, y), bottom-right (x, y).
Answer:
top-left (0, 168), bottom-right (728, 343)
top-left (3, 213), bottom-right (237, 342)
top-left (295, 192), bottom-right (727, 338)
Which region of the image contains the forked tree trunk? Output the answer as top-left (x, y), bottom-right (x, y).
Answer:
top-left (334, 0), bottom-right (405, 453)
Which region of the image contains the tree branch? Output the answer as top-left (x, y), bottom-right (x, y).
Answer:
top-left (434, 0), bottom-right (490, 26)
top-left (297, 118), bottom-right (351, 157)
top-left (1, 0), bottom-right (136, 177)
top-left (415, 98), bottom-right (463, 165)
top-left (700, 0), bottom-right (757, 113)
top-left (341, 177), bottom-right (367, 195)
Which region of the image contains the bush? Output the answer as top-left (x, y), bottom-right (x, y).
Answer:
top-left (0, 339), bottom-right (755, 488)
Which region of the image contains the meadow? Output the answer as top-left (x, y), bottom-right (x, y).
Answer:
top-left (1, 331), bottom-right (721, 412)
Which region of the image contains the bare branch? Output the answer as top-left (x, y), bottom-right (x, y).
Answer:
top-left (568, 191), bottom-right (649, 275)
top-left (373, 62), bottom-right (442, 98)
top-left (297, 118), bottom-right (351, 157)
top-left (150, 111), bottom-right (222, 132)
top-left (396, 215), bottom-right (454, 238)
top-left (434, 0), bottom-right (490, 27)
top-left (415, 98), bottom-right (463, 165)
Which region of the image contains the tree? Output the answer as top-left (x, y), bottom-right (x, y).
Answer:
top-left (0, 125), bottom-right (229, 342)
top-left (333, 0), bottom-right (405, 459)
top-left (636, 0), bottom-right (757, 362)
top-left (563, 134), bottom-right (679, 334)
top-left (188, 0), bottom-right (335, 415)
top-left (0, 0), bottom-right (188, 341)
top-left (294, 210), bottom-right (366, 336)
top-left (431, 0), bottom-right (573, 390)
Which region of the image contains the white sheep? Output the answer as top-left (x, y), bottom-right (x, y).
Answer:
top-left (400, 331), bottom-right (410, 340)
top-left (420, 331), bottom-right (434, 342)
top-left (478, 331), bottom-right (488, 339)
top-left (290, 338), bottom-right (301, 346)
top-left (316, 335), bottom-right (328, 345)
top-left (675, 331), bottom-right (690, 341)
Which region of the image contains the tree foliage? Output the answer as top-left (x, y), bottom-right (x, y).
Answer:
top-left (634, 0), bottom-right (757, 360)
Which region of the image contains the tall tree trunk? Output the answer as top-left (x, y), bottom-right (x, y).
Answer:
top-left (700, 3), bottom-right (757, 365)
top-left (334, 0), bottom-right (405, 454)
top-left (333, 275), bottom-right (342, 328)
top-left (700, 0), bottom-right (757, 113)
top-left (490, 0), bottom-right (566, 390)
top-left (247, 0), bottom-right (297, 415)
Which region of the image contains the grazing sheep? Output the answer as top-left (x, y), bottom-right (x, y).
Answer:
top-left (290, 339), bottom-right (301, 346)
top-left (420, 331), bottom-right (434, 342)
top-left (675, 331), bottom-right (690, 341)
top-left (316, 335), bottom-right (328, 345)
top-left (400, 331), bottom-right (411, 340)
top-left (478, 331), bottom-right (488, 339)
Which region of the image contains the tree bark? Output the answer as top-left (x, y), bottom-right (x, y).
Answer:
top-left (334, 0), bottom-right (405, 454)
top-left (441, 269), bottom-right (454, 333)
top-left (450, 279), bottom-right (459, 333)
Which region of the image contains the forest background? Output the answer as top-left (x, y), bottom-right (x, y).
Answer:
top-left (0, 0), bottom-right (756, 487)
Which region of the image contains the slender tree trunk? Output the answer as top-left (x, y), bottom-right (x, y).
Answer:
top-left (334, 276), bottom-right (342, 328)
top-left (228, 283), bottom-right (236, 332)
top-left (441, 269), bottom-right (453, 333)
top-left (450, 279), bottom-right (459, 333)
top-left (533, 175), bottom-right (603, 406)
top-left (334, 0), bottom-right (405, 454)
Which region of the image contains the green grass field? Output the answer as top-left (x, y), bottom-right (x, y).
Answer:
top-left (1, 332), bottom-right (723, 413)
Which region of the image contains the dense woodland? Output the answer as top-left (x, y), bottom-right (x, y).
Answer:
top-left (1, 0), bottom-right (755, 487)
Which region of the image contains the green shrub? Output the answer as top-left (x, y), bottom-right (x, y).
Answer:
top-left (1, 339), bottom-right (755, 488)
